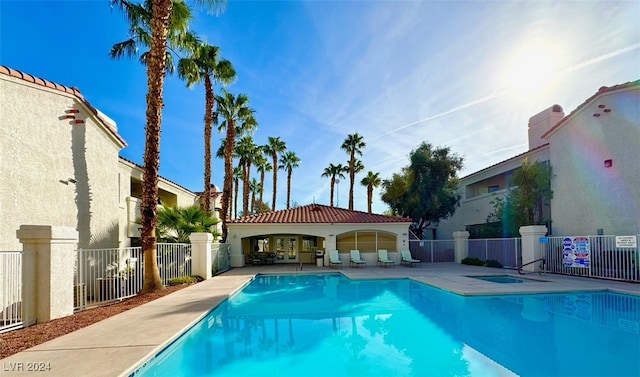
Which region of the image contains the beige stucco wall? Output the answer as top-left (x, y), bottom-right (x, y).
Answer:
top-left (436, 146), bottom-right (550, 239)
top-left (227, 222), bottom-right (411, 266)
top-left (0, 75), bottom-right (124, 250)
top-left (546, 86), bottom-right (640, 235)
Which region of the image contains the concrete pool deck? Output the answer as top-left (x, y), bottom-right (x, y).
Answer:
top-left (1, 263), bottom-right (638, 377)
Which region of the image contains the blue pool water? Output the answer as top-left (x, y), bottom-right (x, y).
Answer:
top-left (471, 275), bottom-right (539, 284)
top-left (135, 274), bottom-right (640, 377)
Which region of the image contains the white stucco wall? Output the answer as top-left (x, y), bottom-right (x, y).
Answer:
top-left (547, 86), bottom-right (640, 235)
top-left (0, 75), bottom-right (124, 250)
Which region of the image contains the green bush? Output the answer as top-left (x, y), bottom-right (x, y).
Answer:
top-left (461, 257), bottom-right (485, 266)
top-left (167, 275), bottom-right (203, 286)
top-left (484, 259), bottom-right (504, 268)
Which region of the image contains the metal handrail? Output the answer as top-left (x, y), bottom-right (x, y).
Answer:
top-left (518, 258), bottom-right (546, 275)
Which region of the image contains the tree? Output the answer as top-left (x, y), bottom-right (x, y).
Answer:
top-left (321, 163), bottom-right (347, 207)
top-left (360, 171), bottom-right (381, 214)
top-left (249, 178), bottom-right (261, 214)
top-left (265, 136), bottom-right (287, 211)
top-left (156, 205), bottom-right (219, 243)
top-left (233, 165), bottom-right (243, 219)
top-left (380, 142), bottom-right (464, 239)
top-left (215, 89), bottom-right (256, 240)
top-left (254, 151), bottom-right (272, 212)
top-left (177, 43), bottom-right (235, 213)
top-left (341, 133), bottom-right (366, 210)
top-left (110, 0), bottom-right (223, 293)
top-left (485, 158), bottom-right (553, 237)
top-left (235, 135), bottom-right (258, 217)
top-left (279, 151), bottom-right (300, 209)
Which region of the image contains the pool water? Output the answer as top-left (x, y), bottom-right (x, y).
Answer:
top-left (470, 275), bottom-right (539, 284)
top-left (135, 274), bottom-right (640, 377)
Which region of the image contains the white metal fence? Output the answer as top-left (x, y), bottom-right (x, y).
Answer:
top-left (0, 251), bottom-right (24, 333)
top-left (74, 243), bottom-right (192, 311)
top-left (544, 235), bottom-right (640, 283)
top-left (212, 243), bottom-right (231, 276)
top-left (408, 240), bottom-right (455, 263)
top-left (468, 238), bottom-right (522, 268)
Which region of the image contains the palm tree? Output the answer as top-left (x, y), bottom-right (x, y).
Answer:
top-left (264, 136), bottom-right (287, 211)
top-left (177, 43), bottom-right (235, 213)
top-left (279, 151), bottom-right (300, 209)
top-left (215, 89), bottom-right (256, 240)
top-left (233, 165), bottom-right (243, 219)
top-left (254, 151), bottom-right (272, 212)
top-left (341, 133), bottom-right (366, 211)
top-left (249, 178), bottom-right (261, 214)
top-left (156, 205), bottom-right (219, 243)
top-left (110, 0), bottom-right (223, 293)
top-left (235, 135), bottom-right (258, 217)
top-left (321, 163), bottom-right (348, 207)
top-left (360, 171), bottom-right (382, 213)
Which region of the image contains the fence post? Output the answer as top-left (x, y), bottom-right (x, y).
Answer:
top-left (190, 232), bottom-right (213, 280)
top-left (452, 231), bottom-right (470, 264)
top-left (17, 225), bottom-right (78, 324)
top-left (519, 225), bottom-right (547, 272)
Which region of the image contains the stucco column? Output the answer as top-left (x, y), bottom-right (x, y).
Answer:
top-left (17, 225), bottom-right (78, 324)
top-left (519, 225), bottom-right (548, 272)
top-left (190, 232), bottom-right (213, 280)
top-left (452, 231), bottom-right (470, 264)
top-left (228, 232), bottom-right (244, 268)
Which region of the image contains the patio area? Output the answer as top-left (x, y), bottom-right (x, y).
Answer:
top-left (1, 263), bottom-right (637, 377)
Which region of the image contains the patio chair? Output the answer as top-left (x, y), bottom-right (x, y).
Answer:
top-left (400, 249), bottom-right (421, 267)
top-left (377, 249), bottom-right (395, 267)
top-left (329, 250), bottom-right (342, 268)
top-left (350, 250), bottom-right (367, 268)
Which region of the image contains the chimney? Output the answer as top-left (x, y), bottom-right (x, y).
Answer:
top-left (528, 104), bottom-right (564, 149)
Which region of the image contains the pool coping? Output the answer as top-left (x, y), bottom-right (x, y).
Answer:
top-left (0, 263), bottom-right (637, 377)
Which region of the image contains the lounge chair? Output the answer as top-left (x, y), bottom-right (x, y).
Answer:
top-left (329, 250), bottom-right (342, 268)
top-left (350, 250), bottom-right (366, 268)
top-left (377, 249), bottom-right (395, 267)
top-left (400, 249), bottom-right (420, 267)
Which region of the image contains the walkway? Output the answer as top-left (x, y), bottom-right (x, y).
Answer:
top-left (0, 263), bottom-right (637, 377)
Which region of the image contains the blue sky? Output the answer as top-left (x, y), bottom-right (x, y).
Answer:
top-left (1, 0), bottom-right (639, 214)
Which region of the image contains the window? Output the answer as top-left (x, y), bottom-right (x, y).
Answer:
top-left (487, 185), bottom-right (499, 193)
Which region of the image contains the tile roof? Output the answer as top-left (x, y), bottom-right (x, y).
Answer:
top-left (229, 204), bottom-right (413, 224)
top-left (542, 79), bottom-right (640, 139)
top-left (0, 65), bottom-right (127, 147)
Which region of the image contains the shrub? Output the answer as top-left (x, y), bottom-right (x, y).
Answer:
top-left (484, 259), bottom-right (504, 268)
top-left (461, 257), bottom-right (485, 266)
top-left (167, 275), bottom-right (203, 286)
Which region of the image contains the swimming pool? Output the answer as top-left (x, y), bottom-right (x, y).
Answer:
top-left (470, 275), bottom-right (543, 284)
top-left (134, 274), bottom-right (640, 377)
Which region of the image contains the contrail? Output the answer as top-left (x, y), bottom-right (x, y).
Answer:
top-left (376, 42), bottom-right (640, 139)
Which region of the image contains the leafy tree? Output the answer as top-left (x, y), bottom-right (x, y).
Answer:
top-left (279, 151), bottom-right (301, 209)
top-left (381, 142), bottom-right (463, 239)
top-left (177, 43), bottom-right (235, 213)
top-left (265, 136), bottom-right (287, 211)
top-left (321, 163), bottom-right (348, 207)
top-left (111, 0), bottom-right (225, 293)
top-left (215, 89), bottom-right (256, 239)
top-left (341, 133), bottom-right (366, 210)
top-left (156, 205), bottom-right (220, 243)
top-left (485, 158), bottom-right (553, 237)
top-left (360, 171), bottom-right (381, 214)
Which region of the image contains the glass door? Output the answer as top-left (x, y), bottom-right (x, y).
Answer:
top-left (287, 237), bottom-right (298, 262)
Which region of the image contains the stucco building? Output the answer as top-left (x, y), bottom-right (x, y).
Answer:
top-left (436, 80), bottom-right (639, 239)
top-left (0, 66), bottom-right (219, 250)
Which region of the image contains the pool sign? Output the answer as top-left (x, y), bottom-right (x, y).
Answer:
top-left (615, 236), bottom-right (637, 248)
top-left (562, 236), bottom-right (590, 268)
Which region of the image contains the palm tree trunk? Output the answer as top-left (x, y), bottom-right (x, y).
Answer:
top-left (286, 170), bottom-right (292, 209)
top-left (367, 186), bottom-right (373, 213)
top-left (330, 177), bottom-right (335, 207)
top-left (348, 152), bottom-right (355, 210)
top-left (140, 0), bottom-right (171, 294)
top-left (243, 161), bottom-right (251, 216)
top-left (203, 75), bottom-right (214, 213)
top-left (259, 169), bottom-right (265, 211)
top-left (222, 120), bottom-right (236, 241)
top-left (271, 153), bottom-right (278, 211)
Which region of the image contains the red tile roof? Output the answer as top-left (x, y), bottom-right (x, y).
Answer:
top-left (229, 204), bottom-right (413, 224)
top-left (0, 65), bottom-right (127, 147)
top-left (542, 79), bottom-right (640, 139)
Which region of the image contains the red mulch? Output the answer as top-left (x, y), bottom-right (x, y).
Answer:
top-left (0, 284), bottom-right (189, 359)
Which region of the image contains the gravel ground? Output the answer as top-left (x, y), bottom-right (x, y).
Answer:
top-left (0, 284), bottom-right (188, 360)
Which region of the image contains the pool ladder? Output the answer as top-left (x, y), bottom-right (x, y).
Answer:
top-left (518, 258), bottom-right (546, 276)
